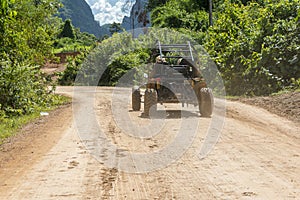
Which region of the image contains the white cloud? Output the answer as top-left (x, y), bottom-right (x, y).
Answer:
top-left (85, 0), bottom-right (136, 25)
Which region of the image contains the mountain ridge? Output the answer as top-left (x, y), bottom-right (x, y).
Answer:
top-left (121, 0), bottom-right (150, 30)
top-left (59, 0), bottom-right (101, 37)
top-left (58, 0), bottom-right (150, 37)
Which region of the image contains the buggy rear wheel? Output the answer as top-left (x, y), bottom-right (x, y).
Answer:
top-left (199, 88), bottom-right (214, 117)
top-left (132, 87), bottom-right (141, 111)
top-left (144, 89), bottom-right (157, 116)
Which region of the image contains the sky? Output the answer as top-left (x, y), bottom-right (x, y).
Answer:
top-left (85, 0), bottom-right (136, 25)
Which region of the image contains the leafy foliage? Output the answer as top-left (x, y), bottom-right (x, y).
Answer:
top-left (54, 26), bottom-right (98, 53)
top-left (205, 0), bottom-right (300, 95)
top-left (150, 0), bottom-right (300, 95)
top-left (0, 61), bottom-right (58, 115)
top-left (74, 28), bottom-right (200, 87)
top-left (51, 0), bottom-right (300, 96)
top-left (0, 0), bottom-right (65, 117)
top-left (54, 23), bottom-right (99, 86)
top-left (151, 0), bottom-right (209, 31)
top-left (59, 0), bottom-right (101, 37)
top-left (151, 0), bottom-right (209, 43)
top-left (59, 19), bottom-right (75, 39)
top-left (147, 0), bottom-right (168, 11)
top-left (105, 50), bottom-right (150, 86)
top-left (57, 52), bottom-right (87, 85)
top-left (1, 0), bottom-right (60, 65)
top-left (109, 22), bottom-right (123, 35)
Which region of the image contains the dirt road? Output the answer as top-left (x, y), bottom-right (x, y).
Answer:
top-left (0, 86), bottom-right (299, 199)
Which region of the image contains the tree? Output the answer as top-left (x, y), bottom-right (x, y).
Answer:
top-left (59, 19), bottom-right (75, 39)
top-left (1, 0), bottom-right (61, 64)
top-left (149, 0), bottom-right (300, 95)
top-left (100, 34), bottom-right (109, 41)
top-left (0, 0), bottom-right (62, 116)
top-left (209, 0), bottom-right (213, 26)
top-left (205, 0), bottom-right (300, 95)
top-left (147, 0), bottom-right (168, 11)
top-left (151, 0), bottom-right (209, 31)
top-left (109, 22), bottom-right (122, 35)
top-left (0, 0), bottom-right (16, 54)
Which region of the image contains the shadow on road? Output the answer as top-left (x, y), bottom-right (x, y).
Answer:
top-left (134, 109), bottom-right (200, 119)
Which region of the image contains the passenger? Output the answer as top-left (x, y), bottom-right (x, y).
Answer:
top-left (177, 58), bottom-right (201, 77)
top-left (177, 58), bottom-right (183, 65)
top-left (149, 56), bottom-right (164, 78)
top-left (156, 55), bottom-right (168, 64)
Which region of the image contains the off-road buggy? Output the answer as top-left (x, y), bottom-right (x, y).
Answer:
top-left (132, 41), bottom-right (214, 117)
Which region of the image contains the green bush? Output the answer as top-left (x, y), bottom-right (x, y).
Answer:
top-left (104, 50), bottom-right (150, 86)
top-left (53, 33), bottom-right (96, 54)
top-left (77, 29), bottom-right (196, 87)
top-left (0, 61), bottom-right (57, 116)
top-left (58, 19), bottom-right (75, 39)
top-left (204, 0), bottom-right (300, 95)
top-left (149, 0), bottom-right (300, 96)
top-left (57, 52), bottom-right (86, 85)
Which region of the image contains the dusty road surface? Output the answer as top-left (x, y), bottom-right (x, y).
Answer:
top-left (0, 86), bottom-right (299, 199)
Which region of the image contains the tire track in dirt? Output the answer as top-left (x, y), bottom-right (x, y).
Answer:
top-left (1, 87), bottom-right (299, 199)
top-left (218, 101), bottom-right (300, 199)
top-left (82, 88), bottom-right (218, 199)
top-left (81, 87), bottom-right (299, 199)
